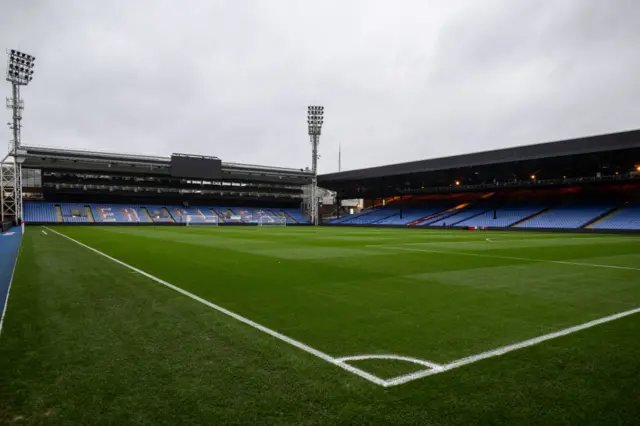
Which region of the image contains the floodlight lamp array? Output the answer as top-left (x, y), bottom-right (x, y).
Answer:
top-left (307, 105), bottom-right (324, 136)
top-left (6, 49), bottom-right (36, 84)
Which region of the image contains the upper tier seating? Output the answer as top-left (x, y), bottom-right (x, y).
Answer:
top-left (455, 206), bottom-right (545, 228)
top-left (591, 204), bottom-right (640, 230)
top-left (23, 202), bottom-right (57, 223)
top-left (517, 204), bottom-right (615, 229)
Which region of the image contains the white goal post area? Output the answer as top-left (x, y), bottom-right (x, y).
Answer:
top-left (257, 215), bottom-right (287, 226)
top-left (185, 215), bottom-right (219, 226)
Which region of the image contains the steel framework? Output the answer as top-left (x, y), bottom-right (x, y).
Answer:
top-left (1, 49), bottom-right (34, 224)
top-left (307, 105), bottom-right (324, 225)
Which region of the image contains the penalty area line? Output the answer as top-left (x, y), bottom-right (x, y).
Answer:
top-left (42, 227), bottom-right (387, 387)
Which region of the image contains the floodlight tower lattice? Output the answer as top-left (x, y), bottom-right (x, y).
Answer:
top-left (307, 105), bottom-right (324, 225)
top-left (1, 49), bottom-right (34, 225)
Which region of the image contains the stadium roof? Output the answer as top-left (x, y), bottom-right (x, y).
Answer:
top-left (319, 129), bottom-right (640, 198)
top-left (20, 144), bottom-right (313, 185)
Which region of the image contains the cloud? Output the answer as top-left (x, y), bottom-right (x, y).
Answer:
top-left (1, 0), bottom-right (639, 173)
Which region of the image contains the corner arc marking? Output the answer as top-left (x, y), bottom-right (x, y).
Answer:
top-left (335, 354), bottom-right (444, 371)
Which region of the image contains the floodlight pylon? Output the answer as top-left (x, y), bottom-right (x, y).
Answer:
top-left (2, 49), bottom-right (35, 225)
top-left (307, 105), bottom-right (324, 225)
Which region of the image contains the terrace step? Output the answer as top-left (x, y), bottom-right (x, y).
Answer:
top-left (408, 204), bottom-right (468, 227)
top-left (449, 208), bottom-right (492, 226)
top-left (584, 205), bottom-right (624, 229)
top-left (424, 203), bottom-right (472, 226)
top-left (162, 207), bottom-right (175, 223)
top-left (512, 207), bottom-right (551, 227)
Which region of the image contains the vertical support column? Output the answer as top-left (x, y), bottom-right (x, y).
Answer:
top-left (399, 195), bottom-right (403, 219)
top-left (0, 161), bottom-right (4, 224)
top-left (5, 49), bottom-right (36, 225)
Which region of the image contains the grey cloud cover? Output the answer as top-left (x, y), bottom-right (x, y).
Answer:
top-left (1, 0), bottom-right (639, 173)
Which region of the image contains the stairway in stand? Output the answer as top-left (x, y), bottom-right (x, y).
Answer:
top-left (85, 206), bottom-right (95, 223)
top-left (55, 205), bottom-right (63, 223)
top-left (140, 207), bottom-right (153, 222)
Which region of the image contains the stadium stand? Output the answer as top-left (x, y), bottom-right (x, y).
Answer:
top-left (23, 202), bottom-right (58, 223)
top-left (429, 206), bottom-right (491, 227)
top-left (92, 205), bottom-right (149, 223)
top-left (516, 203), bottom-right (617, 229)
top-left (22, 202), bottom-right (309, 225)
top-left (213, 207), bottom-right (242, 223)
top-left (591, 203), bottom-right (640, 230)
top-left (455, 205), bottom-right (546, 228)
top-left (60, 203), bottom-right (90, 223)
top-left (368, 206), bottom-right (451, 225)
top-left (329, 208), bottom-right (380, 224)
top-left (277, 208), bottom-right (309, 224)
top-left (339, 208), bottom-right (399, 225)
top-left (145, 205), bottom-right (174, 223)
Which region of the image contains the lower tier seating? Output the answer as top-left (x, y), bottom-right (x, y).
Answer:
top-left (23, 202), bottom-right (309, 224)
top-left (92, 205), bottom-right (149, 223)
top-left (60, 203), bottom-right (90, 223)
top-left (591, 204), bottom-right (640, 230)
top-left (517, 204), bottom-right (615, 229)
top-left (23, 202), bottom-right (58, 223)
top-left (455, 206), bottom-right (545, 228)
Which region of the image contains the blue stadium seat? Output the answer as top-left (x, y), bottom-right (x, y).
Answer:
top-left (278, 208), bottom-right (310, 224)
top-left (592, 204), bottom-right (640, 230)
top-left (455, 206), bottom-right (545, 228)
top-left (60, 203), bottom-right (90, 223)
top-left (23, 202), bottom-right (57, 223)
top-left (92, 205), bottom-right (149, 223)
top-left (370, 206), bottom-right (450, 225)
top-left (145, 205), bottom-right (175, 223)
top-left (517, 204), bottom-right (615, 229)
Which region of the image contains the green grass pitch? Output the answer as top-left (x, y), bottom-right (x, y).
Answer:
top-left (1, 225), bottom-right (639, 425)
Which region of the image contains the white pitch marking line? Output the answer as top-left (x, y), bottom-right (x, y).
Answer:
top-left (335, 354), bottom-right (443, 371)
top-left (41, 230), bottom-right (48, 235)
top-left (42, 227), bottom-right (386, 387)
top-left (384, 306), bottom-right (640, 387)
top-left (367, 244), bottom-right (640, 271)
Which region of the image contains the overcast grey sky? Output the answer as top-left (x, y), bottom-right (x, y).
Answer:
top-left (1, 0), bottom-right (639, 173)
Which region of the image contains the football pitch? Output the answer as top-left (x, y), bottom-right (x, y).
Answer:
top-left (1, 226), bottom-right (639, 424)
